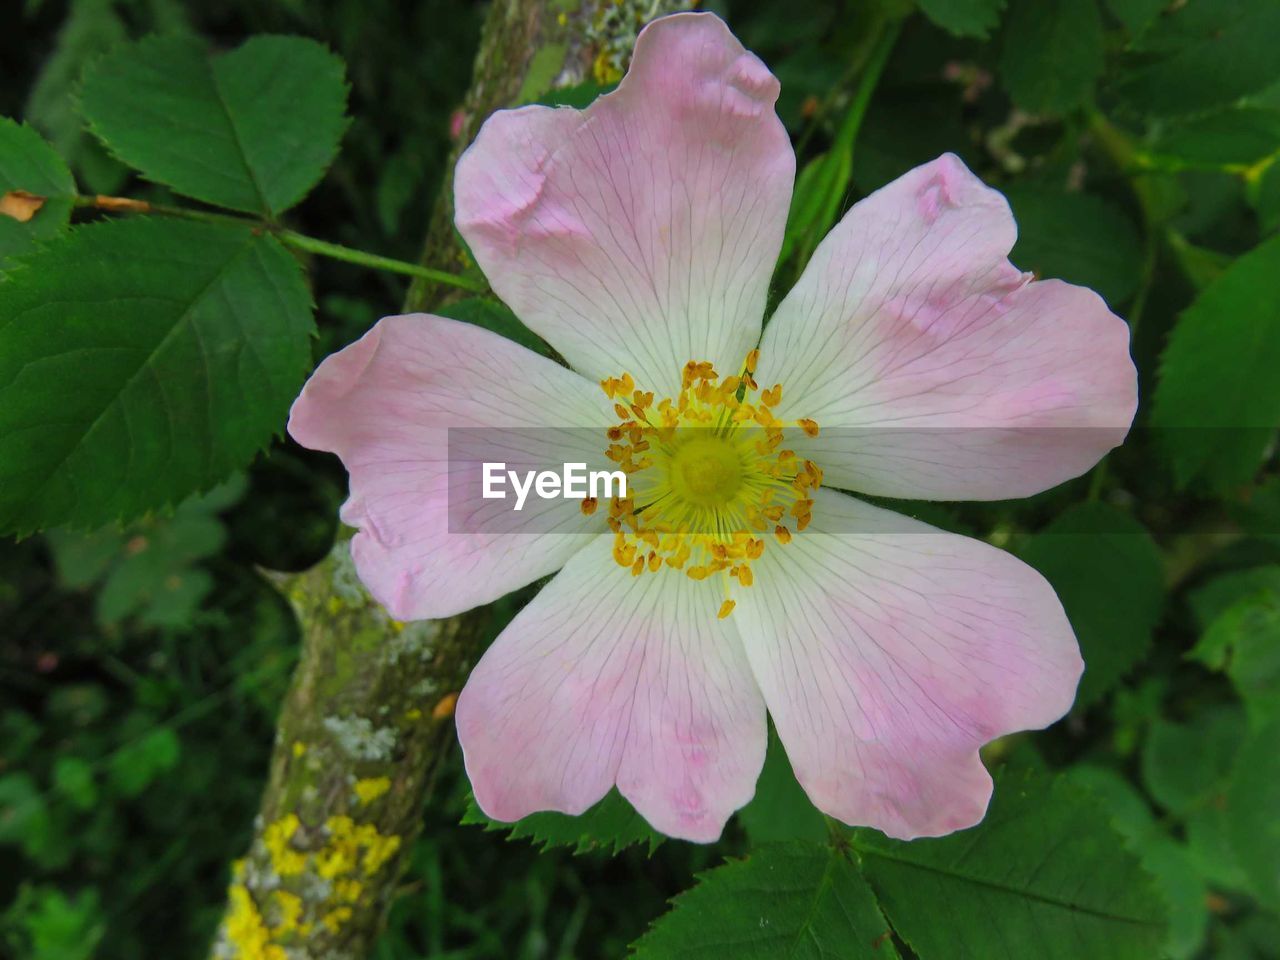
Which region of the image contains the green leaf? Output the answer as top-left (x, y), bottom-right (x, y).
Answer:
top-left (916, 0), bottom-right (1007, 38)
top-left (1019, 503), bottom-right (1164, 708)
top-left (1103, 0), bottom-right (1165, 38)
top-left (46, 477), bottom-right (243, 628)
top-left (52, 757), bottom-right (98, 811)
top-left (854, 771), bottom-right (1169, 959)
top-left (630, 843), bottom-right (898, 960)
top-left (0, 119), bottom-right (76, 270)
top-left (1253, 159), bottom-right (1280, 234)
top-left (14, 887), bottom-right (105, 960)
top-left (850, 86), bottom-right (968, 195)
top-left (1006, 186), bottom-right (1144, 306)
top-left (80, 34), bottom-right (349, 217)
top-left (1112, 0), bottom-right (1280, 118)
top-left (461, 788), bottom-right (663, 856)
top-left (1151, 232), bottom-right (1280, 490)
top-left (1227, 718), bottom-right (1280, 910)
top-left (536, 81), bottom-right (615, 108)
top-left (1189, 565), bottom-right (1280, 626)
top-left (999, 0), bottom-right (1105, 114)
top-left (1191, 592), bottom-right (1280, 729)
top-left (109, 727), bottom-right (180, 797)
top-left (23, 0), bottom-right (130, 195)
top-left (0, 218), bottom-right (314, 535)
top-left (1140, 707), bottom-right (1246, 815)
top-left (0, 772), bottom-right (49, 845)
top-left (1066, 766), bottom-right (1208, 960)
top-left (736, 729), bottom-right (826, 845)
top-left (1147, 108), bottom-right (1280, 171)
top-left (437, 297), bottom-right (552, 357)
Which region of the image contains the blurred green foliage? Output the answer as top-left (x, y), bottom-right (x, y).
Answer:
top-left (2, 0), bottom-right (1280, 957)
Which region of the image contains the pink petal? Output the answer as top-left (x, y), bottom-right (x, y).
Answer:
top-left (456, 534), bottom-right (767, 842)
top-left (734, 488), bottom-right (1082, 839)
top-left (757, 154), bottom-right (1137, 500)
top-left (454, 13), bottom-right (794, 397)
top-left (288, 314), bottom-right (612, 620)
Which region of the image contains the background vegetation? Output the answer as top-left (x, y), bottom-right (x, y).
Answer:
top-left (2, 0), bottom-right (1279, 957)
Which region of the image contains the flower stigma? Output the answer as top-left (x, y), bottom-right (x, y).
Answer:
top-left (597, 350), bottom-right (823, 618)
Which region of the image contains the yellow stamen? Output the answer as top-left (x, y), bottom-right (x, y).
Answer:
top-left (596, 351), bottom-right (824, 617)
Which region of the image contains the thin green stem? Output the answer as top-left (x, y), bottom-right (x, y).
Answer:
top-left (275, 229), bottom-right (486, 293)
top-left (73, 194), bottom-right (486, 294)
top-left (73, 193), bottom-right (254, 227)
top-left (834, 17), bottom-right (902, 154)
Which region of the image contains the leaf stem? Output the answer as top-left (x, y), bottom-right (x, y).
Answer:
top-left (274, 229), bottom-right (486, 292)
top-left (73, 193), bottom-right (254, 227)
top-left (73, 194), bottom-right (485, 293)
top-left (834, 17), bottom-right (902, 155)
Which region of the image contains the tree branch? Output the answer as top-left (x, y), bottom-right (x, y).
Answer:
top-left (209, 2), bottom-right (687, 958)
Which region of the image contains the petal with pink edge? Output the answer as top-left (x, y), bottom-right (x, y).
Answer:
top-left (734, 488), bottom-right (1082, 840)
top-left (456, 534), bottom-right (767, 843)
top-left (288, 314), bottom-right (613, 620)
top-left (455, 12), bottom-right (794, 397)
top-left (756, 153), bottom-right (1137, 501)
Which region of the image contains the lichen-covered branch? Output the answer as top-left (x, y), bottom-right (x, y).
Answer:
top-left (209, 2), bottom-right (687, 958)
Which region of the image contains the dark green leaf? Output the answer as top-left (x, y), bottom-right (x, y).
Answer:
top-left (0, 119), bottom-right (75, 269)
top-left (109, 727), bottom-right (180, 797)
top-left (1066, 766), bottom-right (1209, 960)
top-left (0, 772), bottom-right (48, 845)
top-left (0, 218), bottom-right (314, 535)
top-left (537, 81), bottom-right (614, 108)
top-left (1252, 159), bottom-right (1280, 234)
top-left (1227, 718), bottom-right (1280, 910)
top-left (1019, 503), bottom-right (1164, 708)
top-left (461, 789), bottom-right (663, 856)
top-left (1140, 707), bottom-right (1246, 815)
top-left (1191, 592), bottom-right (1280, 729)
top-left (1112, 0), bottom-right (1280, 117)
top-left (630, 843), bottom-right (898, 960)
top-left (437, 297), bottom-right (552, 357)
top-left (850, 85), bottom-right (968, 195)
top-left (52, 757), bottom-right (98, 811)
top-left (46, 477), bottom-right (244, 627)
top-left (736, 729), bottom-right (826, 845)
top-left (916, 0), bottom-right (1007, 38)
top-left (1186, 803), bottom-right (1252, 893)
top-left (13, 887), bottom-right (105, 960)
top-left (23, 0), bottom-right (129, 195)
top-left (1189, 565), bottom-right (1280, 627)
top-left (1104, 0), bottom-right (1165, 38)
top-left (1147, 109), bottom-right (1280, 170)
top-left (1006, 186), bottom-right (1144, 306)
top-left (1151, 232), bottom-right (1280, 490)
top-left (999, 0), bottom-right (1105, 114)
top-left (80, 35), bottom-right (349, 216)
top-left (854, 771), bottom-right (1169, 960)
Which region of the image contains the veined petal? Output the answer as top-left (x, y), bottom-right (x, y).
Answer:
top-left (757, 154), bottom-right (1137, 500)
top-left (288, 314), bottom-right (612, 620)
top-left (456, 534), bottom-right (767, 843)
top-left (455, 12), bottom-right (794, 397)
top-left (734, 488), bottom-right (1082, 840)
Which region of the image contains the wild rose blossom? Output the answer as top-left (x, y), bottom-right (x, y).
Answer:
top-left (288, 13), bottom-right (1137, 842)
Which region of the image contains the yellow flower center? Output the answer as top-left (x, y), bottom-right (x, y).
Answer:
top-left (594, 351), bottom-right (823, 618)
top-left (671, 435), bottom-right (743, 506)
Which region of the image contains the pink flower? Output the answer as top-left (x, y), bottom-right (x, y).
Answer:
top-left (288, 13), bottom-right (1137, 842)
